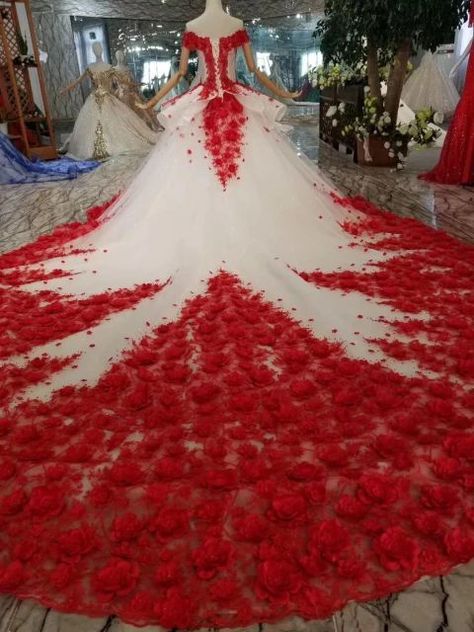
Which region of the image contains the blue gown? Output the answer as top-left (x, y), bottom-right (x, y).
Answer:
top-left (0, 131), bottom-right (99, 185)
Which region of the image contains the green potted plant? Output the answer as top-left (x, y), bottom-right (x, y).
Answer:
top-left (315, 0), bottom-right (470, 165)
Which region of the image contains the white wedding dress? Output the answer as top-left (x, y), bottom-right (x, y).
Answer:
top-left (68, 67), bottom-right (157, 160)
top-left (402, 51), bottom-right (459, 117)
top-left (0, 27), bottom-right (473, 630)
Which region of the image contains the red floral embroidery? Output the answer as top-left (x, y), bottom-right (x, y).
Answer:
top-left (203, 93), bottom-right (247, 188)
top-left (303, 194), bottom-right (474, 382)
top-left (0, 195), bottom-right (118, 272)
top-left (0, 192), bottom-right (473, 626)
top-left (183, 31), bottom-right (217, 99)
top-left (182, 30), bottom-right (249, 187)
top-left (0, 258), bottom-right (474, 628)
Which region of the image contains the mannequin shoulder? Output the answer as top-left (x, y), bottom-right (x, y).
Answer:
top-left (88, 62), bottom-right (112, 71)
top-left (230, 17), bottom-right (244, 28)
top-left (185, 15), bottom-right (244, 34)
top-left (185, 16), bottom-right (201, 30)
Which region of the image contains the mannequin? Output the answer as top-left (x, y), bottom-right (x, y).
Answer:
top-left (115, 49), bottom-right (128, 72)
top-left (162, 55), bottom-right (190, 105)
top-left (89, 42), bottom-right (110, 72)
top-left (138, 0), bottom-right (300, 110)
top-left (61, 42), bottom-right (111, 96)
top-left (187, 0), bottom-right (243, 38)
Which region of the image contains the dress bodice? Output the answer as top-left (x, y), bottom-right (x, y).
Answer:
top-left (183, 29), bottom-right (249, 97)
top-left (114, 67), bottom-right (134, 86)
top-left (114, 67), bottom-right (137, 98)
top-left (86, 67), bottom-right (115, 93)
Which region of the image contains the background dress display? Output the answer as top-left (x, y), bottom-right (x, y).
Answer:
top-left (161, 58), bottom-right (190, 105)
top-left (114, 65), bottom-right (161, 131)
top-left (267, 55), bottom-right (294, 104)
top-left (402, 51), bottom-right (459, 117)
top-left (421, 34), bottom-right (474, 184)
top-left (0, 130), bottom-right (98, 184)
top-left (0, 27), bottom-right (473, 630)
top-left (67, 67), bottom-right (157, 160)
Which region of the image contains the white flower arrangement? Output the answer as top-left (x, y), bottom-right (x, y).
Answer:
top-left (326, 105), bottom-right (338, 117)
top-left (308, 60), bottom-right (413, 92)
top-left (325, 96), bottom-right (442, 170)
top-left (308, 62), bottom-right (356, 90)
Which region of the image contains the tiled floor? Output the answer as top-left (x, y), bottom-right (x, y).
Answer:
top-left (286, 116), bottom-right (474, 245)
top-left (0, 110), bottom-right (473, 632)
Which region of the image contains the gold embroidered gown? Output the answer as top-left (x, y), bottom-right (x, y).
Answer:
top-left (114, 66), bottom-right (161, 131)
top-left (67, 67), bottom-right (157, 161)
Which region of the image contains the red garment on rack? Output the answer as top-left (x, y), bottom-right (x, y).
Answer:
top-left (421, 23), bottom-right (473, 185)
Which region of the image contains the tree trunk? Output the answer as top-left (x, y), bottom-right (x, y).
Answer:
top-left (385, 38), bottom-right (412, 126)
top-left (366, 41), bottom-right (382, 112)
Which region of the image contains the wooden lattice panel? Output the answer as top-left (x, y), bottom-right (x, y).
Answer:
top-left (14, 66), bottom-right (34, 113)
top-left (0, 5), bottom-right (19, 63)
top-left (0, 4), bottom-right (36, 116)
top-left (0, 0), bottom-right (57, 158)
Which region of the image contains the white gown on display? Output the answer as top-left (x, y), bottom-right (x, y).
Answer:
top-left (0, 27), bottom-right (473, 630)
top-left (402, 51), bottom-right (459, 117)
top-left (382, 82), bottom-right (446, 147)
top-left (68, 67), bottom-right (157, 160)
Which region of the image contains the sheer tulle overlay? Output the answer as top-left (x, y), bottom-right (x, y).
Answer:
top-left (0, 30), bottom-right (473, 628)
top-left (402, 52), bottom-right (459, 117)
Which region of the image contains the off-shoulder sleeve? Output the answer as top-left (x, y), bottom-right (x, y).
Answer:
top-left (182, 31), bottom-right (197, 50)
top-left (235, 29), bottom-right (250, 46)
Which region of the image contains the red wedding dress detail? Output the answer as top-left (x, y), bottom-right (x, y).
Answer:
top-left (421, 24), bottom-right (474, 184)
top-left (1, 29), bottom-right (474, 628)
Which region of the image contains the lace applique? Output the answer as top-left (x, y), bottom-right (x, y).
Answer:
top-left (93, 121), bottom-right (109, 160)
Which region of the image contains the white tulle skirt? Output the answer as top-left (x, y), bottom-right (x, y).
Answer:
top-left (402, 52), bottom-right (459, 117)
top-left (67, 91), bottom-right (157, 161)
top-left (20, 86), bottom-right (398, 399)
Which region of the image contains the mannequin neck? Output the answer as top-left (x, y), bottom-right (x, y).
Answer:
top-left (187, 0), bottom-right (239, 37)
top-left (204, 0), bottom-right (225, 13)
